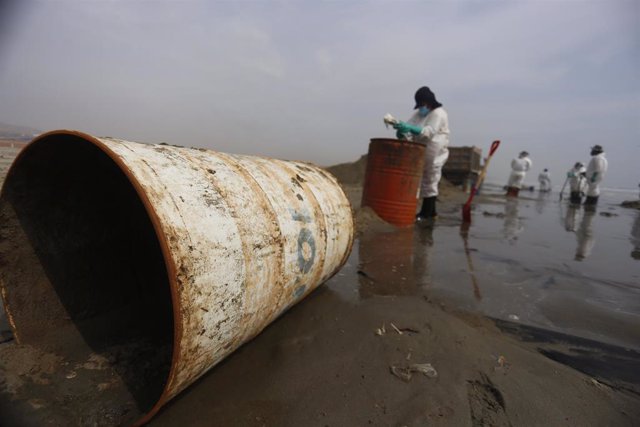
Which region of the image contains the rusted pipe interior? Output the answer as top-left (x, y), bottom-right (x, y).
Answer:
top-left (0, 134), bottom-right (173, 413)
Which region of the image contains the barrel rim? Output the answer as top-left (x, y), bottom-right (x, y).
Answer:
top-left (369, 137), bottom-right (426, 147)
top-left (0, 129), bottom-right (180, 425)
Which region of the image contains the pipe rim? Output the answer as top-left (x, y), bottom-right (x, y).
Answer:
top-left (0, 129), bottom-right (180, 424)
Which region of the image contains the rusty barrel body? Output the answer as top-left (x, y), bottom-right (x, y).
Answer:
top-left (0, 130), bottom-right (354, 424)
top-left (361, 138), bottom-right (426, 227)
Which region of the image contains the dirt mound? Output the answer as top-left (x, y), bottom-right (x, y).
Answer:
top-left (438, 176), bottom-right (462, 201)
top-left (355, 206), bottom-right (396, 235)
top-left (325, 154), bottom-right (368, 186)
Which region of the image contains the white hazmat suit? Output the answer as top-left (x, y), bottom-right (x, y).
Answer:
top-left (568, 164), bottom-right (587, 193)
top-left (507, 155), bottom-right (532, 189)
top-left (403, 108), bottom-right (450, 198)
top-left (585, 153), bottom-right (608, 197)
top-left (538, 170), bottom-right (551, 192)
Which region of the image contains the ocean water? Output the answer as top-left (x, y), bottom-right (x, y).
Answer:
top-left (428, 185), bottom-right (640, 350)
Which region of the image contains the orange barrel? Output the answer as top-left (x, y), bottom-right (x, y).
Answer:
top-left (361, 138), bottom-right (426, 227)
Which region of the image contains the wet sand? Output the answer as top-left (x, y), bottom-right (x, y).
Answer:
top-left (1, 160), bottom-right (640, 426)
top-left (144, 182), bottom-right (640, 426)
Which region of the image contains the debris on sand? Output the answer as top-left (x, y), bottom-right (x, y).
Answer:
top-left (483, 211), bottom-right (505, 218)
top-left (411, 363), bottom-right (438, 378)
top-left (621, 200), bottom-right (640, 210)
top-left (375, 324), bottom-right (386, 336)
top-left (357, 270), bottom-right (375, 281)
top-left (325, 155), bottom-right (368, 186)
top-left (599, 212), bottom-right (618, 217)
top-left (390, 363), bottom-right (438, 382)
top-left (390, 323), bottom-right (403, 335)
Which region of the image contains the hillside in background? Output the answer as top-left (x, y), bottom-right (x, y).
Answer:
top-left (0, 122), bottom-right (41, 141)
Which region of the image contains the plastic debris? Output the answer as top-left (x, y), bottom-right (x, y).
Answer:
top-left (588, 378), bottom-right (608, 390)
top-left (497, 355), bottom-right (507, 367)
top-left (375, 323), bottom-right (386, 336)
top-left (390, 363), bottom-right (438, 382)
top-left (390, 323), bottom-right (403, 335)
top-left (390, 366), bottom-right (412, 382)
top-left (507, 314), bottom-right (520, 321)
top-left (411, 363), bottom-right (438, 378)
top-left (482, 211), bottom-right (505, 218)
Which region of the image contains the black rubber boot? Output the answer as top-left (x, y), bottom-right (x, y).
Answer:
top-left (417, 198), bottom-right (429, 219)
top-left (569, 191), bottom-right (582, 205)
top-left (584, 196), bottom-right (599, 205)
top-left (416, 197), bottom-right (437, 221)
top-left (430, 197), bottom-right (438, 218)
top-left (583, 195), bottom-right (598, 212)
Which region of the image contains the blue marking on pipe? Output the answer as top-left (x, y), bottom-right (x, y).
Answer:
top-left (297, 227), bottom-right (316, 273)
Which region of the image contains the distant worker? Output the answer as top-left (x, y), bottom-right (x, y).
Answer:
top-left (538, 169), bottom-right (551, 192)
top-left (506, 151), bottom-right (532, 197)
top-left (584, 145), bottom-right (608, 207)
top-left (567, 162), bottom-right (587, 205)
top-left (393, 86), bottom-right (450, 221)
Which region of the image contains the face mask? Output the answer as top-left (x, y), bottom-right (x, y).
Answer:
top-left (418, 106), bottom-right (430, 117)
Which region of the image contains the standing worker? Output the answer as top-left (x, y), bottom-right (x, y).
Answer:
top-left (506, 151), bottom-right (532, 197)
top-left (584, 145), bottom-right (608, 207)
top-left (538, 168), bottom-right (552, 192)
top-left (393, 86), bottom-right (450, 221)
top-left (567, 162), bottom-right (587, 205)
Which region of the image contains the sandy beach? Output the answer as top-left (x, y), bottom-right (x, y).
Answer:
top-left (1, 155), bottom-right (639, 426)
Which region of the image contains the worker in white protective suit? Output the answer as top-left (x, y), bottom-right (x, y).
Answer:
top-left (538, 169), bottom-right (551, 192)
top-left (584, 145), bottom-right (608, 209)
top-left (506, 151), bottom-right (532, 197)
top-left (567, 162), bottom-right (587, 205)
top-left (393, 86), bottom-right (450, 221)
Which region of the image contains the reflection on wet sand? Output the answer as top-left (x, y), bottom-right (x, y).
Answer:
top-left (535, 190), bottom-right (549, 214)
top-left (561, 204), bottom-right (598, 261)
top-left (563, 205), bottom-right (579, 232)
top-left (575, 210), bottom-right (596, 261)
top-left (357, 226), bottom-right (433, 298)
top-left (631, 212), bottom-right (640, 260)
top-left (459, 223), bottom-right (482, 301)
top-left (503, 198), bottom-right (523, 243)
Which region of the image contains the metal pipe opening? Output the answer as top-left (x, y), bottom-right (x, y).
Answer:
top-left (0, 133), bottom-right (174, 420)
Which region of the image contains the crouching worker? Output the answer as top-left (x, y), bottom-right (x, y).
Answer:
top-left (393, 86), bottom-right (450, 222)
top-left (567, 162), bottom-right (586, 205)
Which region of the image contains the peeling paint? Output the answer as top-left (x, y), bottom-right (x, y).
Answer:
top-left (2, 131), bottom-right (354, 424)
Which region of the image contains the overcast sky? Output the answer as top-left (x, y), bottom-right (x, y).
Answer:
top-left (0, 0), bottom-right (638, 188)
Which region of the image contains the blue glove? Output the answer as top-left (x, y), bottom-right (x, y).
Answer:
top-left (567, 172), bottom-right (572, 178)
top-left (590, 172), bottom-right (598, 183)
top-left (396, 129), bottom-right (406, 139)
top-left (393, 121), bottom-right (422, 136)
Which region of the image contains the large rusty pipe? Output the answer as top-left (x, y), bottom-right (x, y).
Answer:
top-left (0, 130), bottom-right (354, 424)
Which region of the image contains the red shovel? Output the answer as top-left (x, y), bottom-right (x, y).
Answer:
top-left (462, 140), bottom-right (501, 223)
